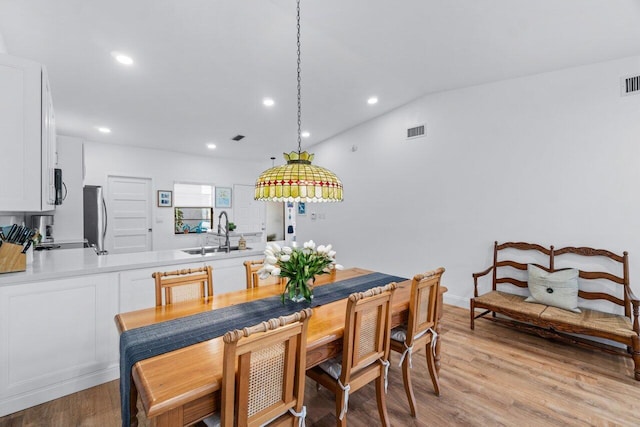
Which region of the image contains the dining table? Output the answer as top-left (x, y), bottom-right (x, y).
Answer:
top-left (114, 267), bottom-right (446, 427)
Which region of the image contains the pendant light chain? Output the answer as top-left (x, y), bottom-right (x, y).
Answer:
top-left (296, 0), bottom-right (302, 154)
top-left (253, 0), bottom-right (343, 203)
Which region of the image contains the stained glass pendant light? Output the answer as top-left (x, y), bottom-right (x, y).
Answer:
top-left (254, 0), bottom-right (343, 203)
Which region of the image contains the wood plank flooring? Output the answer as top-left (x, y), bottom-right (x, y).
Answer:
top-left (2, 305), bottom-right (639, 427)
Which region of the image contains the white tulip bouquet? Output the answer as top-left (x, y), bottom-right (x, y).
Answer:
top-left (258, 240), bottom-right (343, 303)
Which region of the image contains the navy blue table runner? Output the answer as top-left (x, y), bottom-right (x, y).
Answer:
top-left (119, 272), bottom-right (406, 427)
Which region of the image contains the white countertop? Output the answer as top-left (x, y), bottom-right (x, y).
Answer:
top-left (0, 244), bottom-right (265, 286)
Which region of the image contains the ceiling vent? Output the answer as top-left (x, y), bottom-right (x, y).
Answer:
top-left (231, 134), bottom-right (245, 141)
top-left (621, 74), bottom-right (640, 96)
top-left (406, 124), bottom-right (425, 140)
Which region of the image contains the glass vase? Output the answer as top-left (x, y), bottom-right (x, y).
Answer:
top-left (284, 277), bottom-right (314, 303)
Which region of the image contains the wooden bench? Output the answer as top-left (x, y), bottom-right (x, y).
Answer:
top-left (470, 241), bottom-right (640, 380)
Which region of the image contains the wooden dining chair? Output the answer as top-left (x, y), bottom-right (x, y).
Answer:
top-left (203, 308), bottom-right (313, 427)
top-left (152, 265), bottom-right (213, 306)
top-left (243, 259), bottom-right (286, 289)
top-left (306, 283), bottom-right (397, 427)
top-left (389, 267), bottom-right (445, 417)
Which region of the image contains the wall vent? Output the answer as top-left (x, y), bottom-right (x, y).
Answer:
top-left (231, 134), bottom-right (245, 141)
top-left (406, 124), bottom-right (425, 140)
top-left (621, 74), bottom-right (640, 96)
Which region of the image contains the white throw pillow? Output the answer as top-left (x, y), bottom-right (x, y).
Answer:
top-left (525, 264), bottom-right (581, 313)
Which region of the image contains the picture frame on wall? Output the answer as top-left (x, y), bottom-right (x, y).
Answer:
top-left (215, 187), bottom-right (232, 208)
top-left (297, 202), bottom-right (306, 215)
top-left (157, 190), bottom-right (173, 207)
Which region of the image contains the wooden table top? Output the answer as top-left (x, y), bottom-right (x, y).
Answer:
top-left (115, 268), bottom-right (412, 420)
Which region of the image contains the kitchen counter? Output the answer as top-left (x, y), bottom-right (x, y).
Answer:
top-left (0, 243), bottom-right (271, 416)
top-left (0, 245), bottom-right (265, 286)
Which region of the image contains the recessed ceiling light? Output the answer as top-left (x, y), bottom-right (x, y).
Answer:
top-left (263, 98), bottom-right (275, 107)
top-left (301, 131), bottom-right (310, 138)
top-left (96, 126), bottom-right (111, 134)
top-left (206, 143), bottom-right (217, 150)
top-left (111, 51), bottom-right (134, 66)
top-left (367, 96), bottom-right (378, 105)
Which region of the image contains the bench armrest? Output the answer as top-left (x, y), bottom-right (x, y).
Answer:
top-left (472, 266), bottom-right (493, 298)
top-left (627, 287), bottom-right (640, 333)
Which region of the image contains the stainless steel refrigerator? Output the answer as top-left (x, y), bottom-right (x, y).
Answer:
top-left (83, 185), bottom-right (108, 254)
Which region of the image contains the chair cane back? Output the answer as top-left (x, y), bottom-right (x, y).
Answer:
top-left (152, 265), bottom-right (213, 306)
top-left (390, 267), bottom-right (445, 417)
top-left (307, 283), bottom-right (397, 427)
top-left (203, 308), bottom-right (312, 427)
top-left (243, 259), bottom-right (286, 289)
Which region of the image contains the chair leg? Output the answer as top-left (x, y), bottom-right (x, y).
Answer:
top-left (470, 300), bottom-right (475, 330)
top-left (632, 336), bottom-right (640, 381)
top-left (426, 342), bottom-right (441, 396)
top-left (375, 374), bottom-right (391, 427)
top-left (400, 354), bottom-right (417, 417)
top-left (335, 387), bottom-right (347, 427)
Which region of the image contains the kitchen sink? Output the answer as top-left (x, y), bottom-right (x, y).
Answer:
top-left (182, 245), bottom-right (251, 255)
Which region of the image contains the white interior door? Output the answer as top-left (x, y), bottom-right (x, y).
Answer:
top-left (233, 184), bottom-right (265, 240)
top-left (106, 175), bottom-right (152, 254)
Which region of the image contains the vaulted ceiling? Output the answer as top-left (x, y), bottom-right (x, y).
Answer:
top-left (1, 0), bottom-right (639, 161)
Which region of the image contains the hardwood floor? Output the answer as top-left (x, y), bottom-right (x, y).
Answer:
top-left (2, 305), bottom-right (639, 427)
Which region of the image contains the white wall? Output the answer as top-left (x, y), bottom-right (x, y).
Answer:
top-left (266, 202), bottom-right (285, 241)
top-left (51, 135), bottom-right (84, 242)
top-left (298, 55), bottom-right (640, 308)
top-left (0, 32), bottom-right (6, 54)
top-left (83, 142), bottom-right (268, 250)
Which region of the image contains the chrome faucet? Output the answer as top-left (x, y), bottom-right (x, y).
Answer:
top-left (217, 211), bottom-right (230, 253)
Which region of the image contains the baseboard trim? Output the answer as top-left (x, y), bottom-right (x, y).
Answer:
top-left (0, 365), bottom-right (119, 417)
top-left (443, 293), bottom-right (468, 309)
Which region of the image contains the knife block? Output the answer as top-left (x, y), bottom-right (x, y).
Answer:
top-left (0, 243), bottom-right (26, 273)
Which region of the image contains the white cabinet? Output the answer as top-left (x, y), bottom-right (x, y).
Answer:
top-left (0, 54), bottom-right (56, 211)
top-left (119, 266), bottom-right (162, 312)
top-left (40, 68), bottom-right (56, 209)
top-left (0, 251), bottom-right (261, 416)
top-left (211, 256), bottom-right (252, 294)
top-left (0, 273), bottom-right (119, 416)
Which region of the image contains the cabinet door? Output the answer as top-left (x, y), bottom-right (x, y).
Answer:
top-left (0, 273), bottom-right (119, 416)
top-left (211, 257), bottom-right (250, 294)
top-left (0, 54), bottom-right (42, 211)
top-left (41, 67), bottom-right (56, 209)
top-left (119, 266), bottom-right (164, 312)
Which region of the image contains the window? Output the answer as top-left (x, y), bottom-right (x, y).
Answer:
top-left (174, 183), bottom-right (213, 207)
top-left (173, 183), bottom-right (214, 234)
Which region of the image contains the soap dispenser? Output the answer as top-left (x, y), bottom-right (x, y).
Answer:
top-left (238, 235), bottom-right (247, 250)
